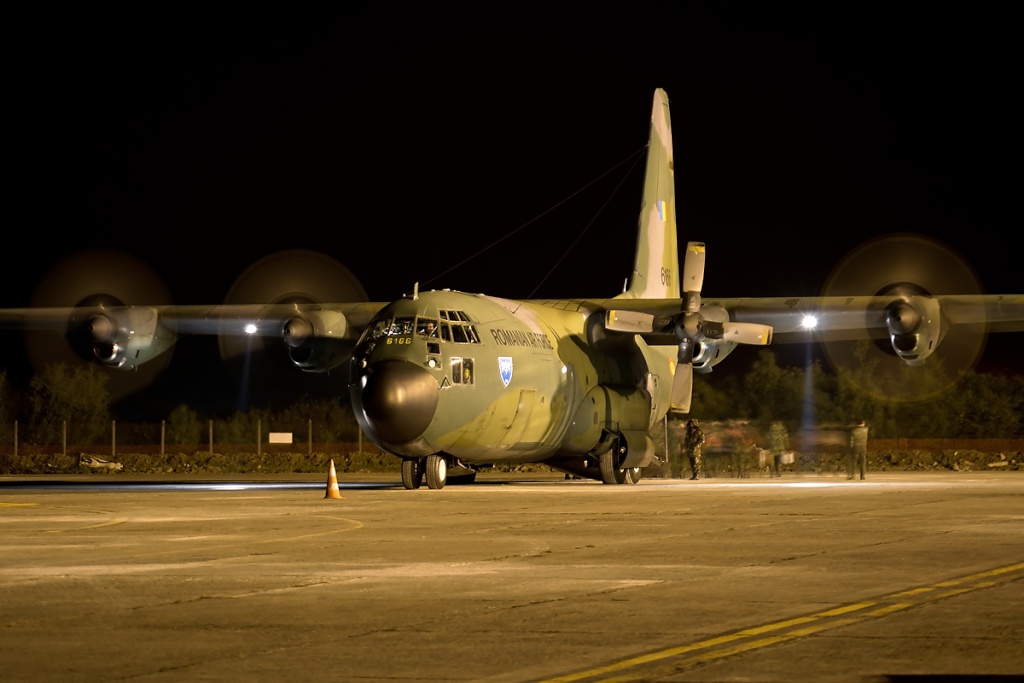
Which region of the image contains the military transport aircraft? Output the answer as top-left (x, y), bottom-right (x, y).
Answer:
top-left (2, 89), bottom-right (1022, 489)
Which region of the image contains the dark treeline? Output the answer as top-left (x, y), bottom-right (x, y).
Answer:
top-left (0, 364), bottom-right (362, 448)
top-left (687, 350), bottom-right (1023, 439)
top-left (1, 348), bottom-right (1022, 447)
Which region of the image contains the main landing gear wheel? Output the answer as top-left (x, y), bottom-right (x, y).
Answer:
top-left (425, 454), bottom-right (447, 490)
top-left (401, 458), bottom-right (424, 490)
top-left (598, 447), bottom-right (639, 485)
top-left (821, 233), bottom-right (985, 403)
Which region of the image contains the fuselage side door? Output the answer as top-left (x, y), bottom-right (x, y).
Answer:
top-left (498, 389), bottom-right (535, 447)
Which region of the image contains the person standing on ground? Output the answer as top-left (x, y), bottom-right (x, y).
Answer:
top-left (848, 420), bottom-right (869, 480)
top-left (684, 419), bottom-right (705, 480)
top-left (767, 421), bottom-right (789, 478)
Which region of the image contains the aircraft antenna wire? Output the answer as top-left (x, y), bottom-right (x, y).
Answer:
top-left (420, 145), bottom-right (647, 292)
top-left (524, 149), bottom-right (645, 301)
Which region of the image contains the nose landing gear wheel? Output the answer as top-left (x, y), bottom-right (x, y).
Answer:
top-left (425, 454), bottom-right (447, 490)
top-left (401, 458), bottom-right (424, 490)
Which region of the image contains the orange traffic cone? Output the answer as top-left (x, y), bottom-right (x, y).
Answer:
top-left (324, 459), bottom-right (342, 499)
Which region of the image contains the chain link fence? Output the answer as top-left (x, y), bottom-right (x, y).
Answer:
top-left (0, 418), bottom-right (396, 474)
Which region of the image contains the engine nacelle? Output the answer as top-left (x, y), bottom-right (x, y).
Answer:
top-left (75, 307), bottom-right (176, 370)
top-left (282, 309), bottom-right (353, 372)
top-left (692, 338), bottom-right (738, 373)
top-left (562, 385), bottom-right (653, 454)
top-left (885, 296), bottom-right (943, 366)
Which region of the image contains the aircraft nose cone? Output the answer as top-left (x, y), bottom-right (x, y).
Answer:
top-left (357, 360), bottom-right (438, 445)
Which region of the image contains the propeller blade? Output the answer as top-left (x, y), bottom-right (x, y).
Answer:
top-left (722, 322), bottom-right (773, 346)
top-left (671, 360), bottom-right (693, 413)
top-left (682, 242), bottom-right (706, 299)
top-left (677, 338), bottom-right (696, 364)
top-left (605, 309), bottom-right (655, 333)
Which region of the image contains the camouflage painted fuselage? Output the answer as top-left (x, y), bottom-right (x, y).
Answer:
top-left (350, 289), bottom-right (676, 467)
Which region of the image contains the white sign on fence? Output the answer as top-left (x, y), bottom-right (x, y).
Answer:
top-left (268, 432), bottom-right (293, 444)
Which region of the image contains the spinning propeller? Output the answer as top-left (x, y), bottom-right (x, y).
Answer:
top-left (217, 249), bottom-right (368, 405)
top-left (23, 248), bottom-right (369, 408)
top-left (821, 233), bottom-right (985, 403)
top-left (26, 249), bottom-right (173, 402)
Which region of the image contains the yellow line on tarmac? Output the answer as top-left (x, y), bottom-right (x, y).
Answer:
top-left (541, 562), bottom-right (1024, 683)
top-left (541, 603), bottom-right (879, 683)
top-left (891, 561), bottom-right (1024, 598)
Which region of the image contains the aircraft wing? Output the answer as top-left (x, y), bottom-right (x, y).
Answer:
top-left (0, 301), bottom-right (387, 373)
top-left (582, 292), bottom-right (1024, 369)
top-left (158, 301), bottom-right (386, 338)
top-left (0, 301), bottom-right (385, 335)
top-left (717, 294), bottom-right (1024, 341)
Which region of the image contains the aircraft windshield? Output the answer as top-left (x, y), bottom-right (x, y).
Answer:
top-left (439, 309), bottom-right (480, 344)
top-left (367, 316), bottom-right (416, 340)
top-left (362, 311), bottom-right (480, 344)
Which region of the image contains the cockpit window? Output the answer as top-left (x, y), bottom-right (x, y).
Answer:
top-left (364, 311), bottom-right (478, 345)
top-left (417, 318), bottom-right (439, 337)
top-left (366, 316), bottom-right (416, 341)
top-left (437, 309), bottom-right (479, 344)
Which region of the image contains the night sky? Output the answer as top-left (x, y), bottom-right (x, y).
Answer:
top-left (4, 7), bottom-right (1020, 413)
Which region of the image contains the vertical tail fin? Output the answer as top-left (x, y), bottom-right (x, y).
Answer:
top-left (622, 88), bottom-right (679, 300)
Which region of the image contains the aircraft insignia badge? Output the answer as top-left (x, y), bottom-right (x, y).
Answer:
top-left (498, 356), bottom-right (513, 387)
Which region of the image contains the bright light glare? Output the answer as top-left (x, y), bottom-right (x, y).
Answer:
top-left (244, 323), bottom-right (258, 334)
top-left (800, 314), bottom-right (818, 330)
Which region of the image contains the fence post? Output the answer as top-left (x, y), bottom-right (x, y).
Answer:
top-left (257, 419), bottom-right (261, 457)
top-left (209, 420), bottom-right (213, 455)
top-left (308, 419), bottom-right (312, 456)
top-left (14, 420), bottom-right (17, 458)
top-left (161, 420), bottom-right (165, 456)
top-left (63, 420), bottom-right (67, 458)
top-left (663, 414), bottom-right (668, 463)
top-left (112, 420), bottom-right (116, 459)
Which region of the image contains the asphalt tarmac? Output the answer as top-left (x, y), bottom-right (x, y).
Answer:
top-left (1, 471), bottom-right (1022, 682)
